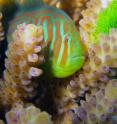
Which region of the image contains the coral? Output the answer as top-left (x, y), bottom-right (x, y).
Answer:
top-left (79, 0), bottom-right (116, 47)
top-left (54, 79), bottom-right (117, 124)
top-left (70, 28), bottom-right (117, 95)
top-left (0, 23), bottom-right (44, 106)
top-left (0, 79), bottom-right (22, 106)
top-left (53, 0), bottom-right (117, 107)
top-left (53, 29), bottom-right (117, 111)
top-left (59, 0), bottom-right (89, 25)
top-left (0, 12), bottom-right (4, 42)
top-left (53, 0), bottom-right (117, 122)
top-left (0, 120), bottom-right (4, 124)
top-left (45, 0), bottom-right (89, 26)
top-left (5, 104), bottom-right (53, 124)
top-left (44, 0), bottom-right (59, 6)
top-left (76, 79), bottom-right (117, 124)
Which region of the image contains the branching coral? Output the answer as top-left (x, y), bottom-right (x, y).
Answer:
top-left (77, 79), bottom-right (117, 124)
top-left (0, 120), bottom-right (4, 124)
top-left (0, 79), bottom-right (22, 106)
top-left (0, 23), bottom-right (44, 106)
top-left (43, 0), bottom-right (59, 6)
top-left (5, 104), bottom-right (53, 124)
top-left (0, 12), bottom-right (4, 42)
top-left (50, 0), bottom-right (117, 110)
top-left (54, 79), bottom-right (117, 124)
top-left (44, 0), bottom-right (89, 25)
top-left (79, 0), bottom-right (116, 47)
top-left (58, 0), bottom-right (89, 25)
top-left (53, 28), bottom-right (117, 112)
top-left (70, 28), bottom-right (117, 94)
top-left (66, 0), bottom-right (117, 96)
top-left (52, 0), bottom-right (117, 123)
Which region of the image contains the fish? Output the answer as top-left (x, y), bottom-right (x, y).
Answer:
top-left (7, 0), bottom-right (85, 78)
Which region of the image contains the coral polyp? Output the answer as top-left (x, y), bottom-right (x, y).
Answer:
top-left (5, 104), bottom-right (53, 124)
top-left (77, 79), bottom-right (117, 124)
top-left (53, 29), bottom-right (117, 112)
top-left (79, 0), bottom-right (117, 46)
top-left (71, 29), bottom-right (117, 94)
top-left (0, 23), bottom-right (44, 106)
top-left (56, 79), bottom-right (117, 124)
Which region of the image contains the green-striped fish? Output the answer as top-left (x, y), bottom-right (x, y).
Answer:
top-left (7, 0), bottom-right (85, 78)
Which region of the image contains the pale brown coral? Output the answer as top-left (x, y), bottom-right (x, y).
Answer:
top-left (77, 79), bottom-right (117, 124)
top-left (0, 79), bottom-right (22, 106)
top-left (5, 104), bottom-right (53, 124)
top-left (0, 12), bottom-right (4, 42)
top-left (44, 0), bottom-right (89, 25)
top-left (69, 29), bottom-right (117, 96)
top-left (44, 0), bottom-right (59, 6)
top-left (55, 79), bottom-right (117, 124)
top-left (0, 23), bottom-right (44, 106)
top-left (58, 0), bottom-right (89, 25)
top-left (0, 120), bottom-right (4, 124)
top-left (79, 0), bottom-right (112, 47)
top-left (54, 29), bottom-right (117, 112)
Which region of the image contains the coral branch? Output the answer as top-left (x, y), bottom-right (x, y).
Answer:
top-left (79, 0), bottom-right (116, 47)
top-left (5, 104), bottom-right (53, 124)
top-left (54, 79), bottom-right (117, 124)
top-left (0, 12), bottom-right (4, 42)
top-left (44, 0), bottom-right (89, 25)
top-left (77, 79), bottom-right (117, 124)
top-left (0, 23), bottom-right (44, 106)
top-left (54, 29), bottom-right (117, 111)
top-left (70, 29), bottom-right (117, 96)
